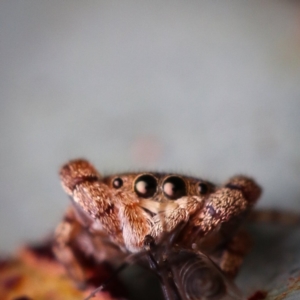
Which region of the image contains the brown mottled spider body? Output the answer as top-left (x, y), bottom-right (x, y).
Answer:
top-left (53, 159), bottom-right (261, 299)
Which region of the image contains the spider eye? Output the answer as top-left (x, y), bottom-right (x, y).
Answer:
top-left (198, 182), bottom-right (208, 195)
top-left (134, 175), bottom-right (157, 198)
top-left (163, 176), bottom-right (186, 200)
top-left (113, 177), bottom-right (123, 189)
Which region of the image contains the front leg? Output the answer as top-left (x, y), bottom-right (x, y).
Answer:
top-left (59, 159), bottom-right (123, 246)
top-left (192, 176), bottom-right (261, 236)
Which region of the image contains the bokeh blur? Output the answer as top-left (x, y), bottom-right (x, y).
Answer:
top-left (1, 1), bottom-right (300, 258)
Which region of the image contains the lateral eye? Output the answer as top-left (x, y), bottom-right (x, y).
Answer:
top-left (163, 176), bottom-right (186, 200)
top-left (112, 177), bottom-right (123, 189)
top-left (198, 182), bottom-right (208, 195)
top-left (134, 175), bottom-right (157, 198)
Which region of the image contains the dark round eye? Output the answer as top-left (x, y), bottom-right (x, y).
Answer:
top-left (198, 182), bottom-right (208, 195)
top-left (163, 176), bottom-right (186, 200)
top-left (113, 177), bottom-right (123, 189)
top-left (134, 175), bottom-right (157, 198)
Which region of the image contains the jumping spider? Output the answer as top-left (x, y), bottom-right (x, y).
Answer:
top-left (53, 159), bottom-right (262, 300)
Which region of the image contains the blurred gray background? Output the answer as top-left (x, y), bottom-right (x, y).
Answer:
top-left (1, 1), bottom-right (300, 255)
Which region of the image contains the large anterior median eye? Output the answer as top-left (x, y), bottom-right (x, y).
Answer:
top-left (163, 176), bottom-right (186, 200)
top-left (134, 175), bottom-right (157, 198)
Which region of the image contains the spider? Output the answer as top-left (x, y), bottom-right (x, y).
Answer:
top-left (53, 159), bottom-right (262, 300)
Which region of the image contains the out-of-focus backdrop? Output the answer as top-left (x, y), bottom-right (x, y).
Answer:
top-left (1, 1), bottom-right (300, 255)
